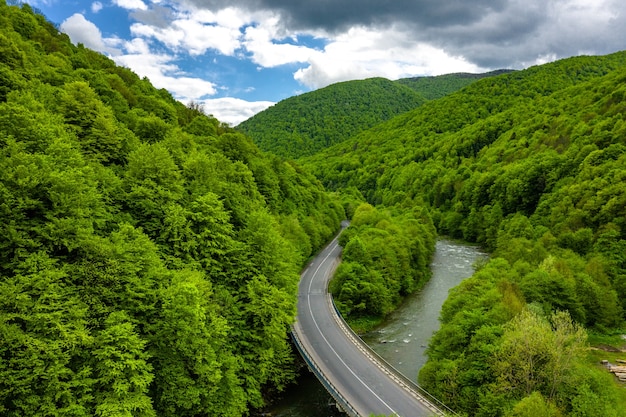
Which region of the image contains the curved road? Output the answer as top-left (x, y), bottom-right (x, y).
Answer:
top-left (293, 227), bottom-right (443, 417)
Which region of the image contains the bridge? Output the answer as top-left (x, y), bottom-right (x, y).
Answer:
top-left (292, 227), bottom-right (453, 417)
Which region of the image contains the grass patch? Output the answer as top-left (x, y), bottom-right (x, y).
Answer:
top-left (587, 348), bottom-right (626, 368)
top-left (587, 330), bottom-right (626, 371)
top-left (344, 315), bottom-right (384, 335)
top-left (588, 331), bottom-right (626, 349)
top-left (585, 330), bottom-right (626, 407)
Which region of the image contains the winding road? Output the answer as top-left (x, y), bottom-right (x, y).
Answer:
top-left (292, 226), bottom-right (446, 417)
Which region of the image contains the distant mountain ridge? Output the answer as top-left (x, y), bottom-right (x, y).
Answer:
top-left (238, 71), bottom-right (510, 159)
top-left (398, 69), bottom-right (515, 100)
top-left (237, 77), bottom-right (425, 159)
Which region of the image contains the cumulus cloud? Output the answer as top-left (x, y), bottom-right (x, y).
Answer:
top-left (243, 18), bottom-right (318, 67)
top-left (293, 26), bottom-right (482, 89)
top-left (60, 13), bottom-right (119, 54)
top-left (124, 1), bottom-right (483, 89)
top-left (175, 0), bottom-right (626, 70)
top-left (113, 38), bottom-right (218, 99)
top-left (112, 0), bottom-right (148, 11)
top-left (91, 1), bottom-right (103, 13)
top-left (130, 15), bottom-right (242, 56)
top-left (199, 97), bottom-right (274, 125)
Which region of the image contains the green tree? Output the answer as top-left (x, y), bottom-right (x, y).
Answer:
top-left (493, 309), bottom-right (587, 402)
top-left (58, 81), bottom-right (124, 162)
top-left (0, 253), bottom-right (93, 416)
top-left (92, 312), bottom-right (155, 417)
top-left (505, 392), bottom-right (560, 417)
top-left (149, 270), bottom-right (244, 417)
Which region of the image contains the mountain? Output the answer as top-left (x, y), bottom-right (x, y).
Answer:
top-left (237, 77), bottom-right (426, 159)
top-left (302, 51), bottom-right (626, 415)
top-left (0, 3), bottom-right (345, 416)
top-left (397, 69), bottom-right (515, 100)
top-left (238, 71), bottom-right (511, 160)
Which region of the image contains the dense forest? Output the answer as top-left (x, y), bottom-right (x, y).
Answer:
top-left (3, 1), bottom-right (626, 417)
top-left (0, 2), bottom-right (345, 416)
top-left (237, 77), bottom-right (426, 159)
top-left (330, 203), bottom-right (436, 332)
top-left (396, 69), bottom-right (514, 100)
top-left (300, 52), bottom-right (626, 415)
top-left (238, 71), bottom-right (510, 160)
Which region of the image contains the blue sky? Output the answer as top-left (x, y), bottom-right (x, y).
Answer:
top-left (27, 0), bottom-right (626, 125)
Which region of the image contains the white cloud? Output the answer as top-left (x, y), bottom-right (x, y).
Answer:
top-left (243, 22), bottom-right (318, 67)
top-left (127, 6), bottom-right (251, 56)
top-left (131, 19), bottom-right (241, 56)
top-left (294, 26), bottom-right (483, 90)
top-left (113, 38), bottom-right (218, 100)
top-left (193, 7), bottom-right (249, 29)
top-left (129, 5), bottom-right (318, 65)
top-left (91, 1), bottom-right (103, 13)
top-left (112, 0), bottom-right (148, 11)
top-left (198, 97), bottom-right (274, 126)
top-left (120, 3), bottom-right (481, 92)
top-left (60, 13), bottom-right (119, 54)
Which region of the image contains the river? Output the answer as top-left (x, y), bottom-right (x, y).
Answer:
top-left (257, 239), bottom-right (485, 417)
top-left (361, 239), bottom-right (487, 379)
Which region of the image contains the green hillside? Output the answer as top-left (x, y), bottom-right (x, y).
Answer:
top-left (4, 1), bottom-right (626, 416)
top-left (0, 3), bottom-right (346, 416)
top-left (302, 52), bottom-right (626, 415)
top-left (237, 77), bottom-right (426, 159)
top-left (238, 71), bottom-right (511, 160)
top-left (397, 69), bottom-right (515, 100)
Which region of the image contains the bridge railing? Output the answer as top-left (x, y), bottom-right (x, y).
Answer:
top-left (290, 322), bottom-right (360, 417)
top-left (329, 296), bottom-right (456, 417)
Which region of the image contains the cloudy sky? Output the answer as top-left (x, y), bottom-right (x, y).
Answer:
top-left (29, 0), bottom-right (626, 125)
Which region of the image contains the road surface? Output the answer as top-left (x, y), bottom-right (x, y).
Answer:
top-left (293, 229), bottom-right (445, 417)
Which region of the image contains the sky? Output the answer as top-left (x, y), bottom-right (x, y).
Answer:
top-left (26, 0), bottom-right (626, 125)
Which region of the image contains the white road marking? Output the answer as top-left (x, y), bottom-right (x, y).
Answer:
top-left (305, 239), bottom-right (399, 417)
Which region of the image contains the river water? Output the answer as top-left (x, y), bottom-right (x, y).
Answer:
top-left (257, 239), bottom-right (485, 417)
top-left (361, 239), bottom-right (486, 380)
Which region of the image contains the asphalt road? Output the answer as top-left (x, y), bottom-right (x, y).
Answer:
top-left (293, 229), bottom-right (442, 417)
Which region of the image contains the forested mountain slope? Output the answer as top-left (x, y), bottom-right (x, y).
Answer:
top-left (238, 71), bottom-right (509, 160)
top-left (237, 77), bottom-right (426, 158)
top-left (0, 3), bottom-right (346, 416)
top-left (397, 69), bottom-right (514, 100)
top-left (303, 52), bottom-right (626, 416)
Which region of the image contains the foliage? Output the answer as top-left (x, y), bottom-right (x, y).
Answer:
top-left (299, 51), bottom-right (626, 415)
top-left (0, 3), bottom-right (344, 416)
top-left (330, 204), bottom-right (436, 327)
top-left (239, 71), bottom-right (510, 160)
top-left (397, 69), bottom-right (514, 100)
top-left (237, 77), bottom-right (426, 159)
top-left (419, 260), bottom-right (623, 416)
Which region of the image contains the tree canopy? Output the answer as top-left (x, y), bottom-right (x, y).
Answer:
top-left (237, 77), bottom-right (427, 159)
top-left (0, 2), bottom-right (344, 416)
top-left (3, 1), bottom-right (626, 416)
top-left (299, 51), bottom-right (626, 415)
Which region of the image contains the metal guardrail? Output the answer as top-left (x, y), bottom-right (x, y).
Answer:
top-left (290, 323), bottom-right (359, 417)
top-left (292, 224), bottom-right (454, 417)
top-left (329, 297), bottom-right (457, 417)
